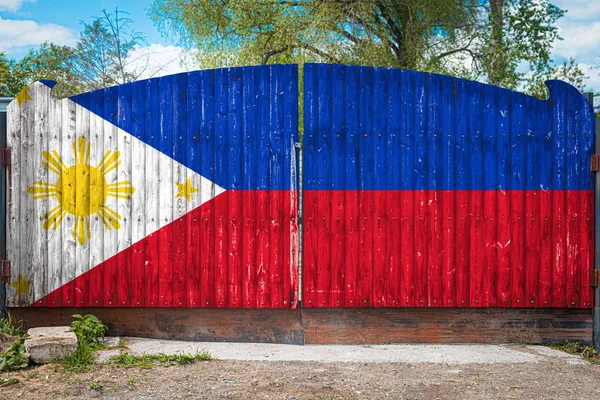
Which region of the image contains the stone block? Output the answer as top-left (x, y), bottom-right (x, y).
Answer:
top-left (24, 326), bottom-right (78, 364)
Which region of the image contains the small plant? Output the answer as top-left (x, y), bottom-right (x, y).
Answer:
top-left (69, 314), bottom-right (108, 346)
top-left (0, 340), bottom-right (30, 371)
top-left (58, 314), bottom-right (108, 372)
top-left (0, 313), bottom-right (26, 338)
top-left (551, 341), bottom-right (600, 365)
top-left (89, 381), bottom-right (102, 390)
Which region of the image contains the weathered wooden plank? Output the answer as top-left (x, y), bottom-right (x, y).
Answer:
top-left (6, 89), bottom-right (22, 307)
top-left (89, 88), bottom-right (105, 307)
top-left (32, 84), bottom-right (48, 305)
top-left (74, 91), bottom-right (91, 307)
top-left (172, 73), bottom-right (188, 308)
top-left (130, 80), bottom-right (147, 307)
top-left (144, 78), bottom-right (160, 307)
top-left (302, 308), bottom-right (593, 345)
top-left (46, 88), bottom-right (64, 307)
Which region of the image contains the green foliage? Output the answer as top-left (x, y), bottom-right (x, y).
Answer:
top-left (71, 8), bottom-right (148, 90)
top-left (148, 0), bottom-right (586, 95)
top-left (525, 57), bottom-right (587, 99)
top-left (109, 351), bottom-right (212, 369)
top-left (58, 314), bottom-right (108, 372)
top-left (551, 341), bottom-right (600, 365)
top-left (0, 313), bottom-right (26, 338)
top-left (0, 7), bottom-right (147, 97)
top-left (89, 381), bottom-right (103, 391)
top-left (148, 0), bottom-right (478, 72)
top-left (69, 314), bottom-right (108, 345)
top-left (0, 340), bottom-right (30, 371)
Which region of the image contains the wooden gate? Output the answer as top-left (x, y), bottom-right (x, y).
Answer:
top-left (6, 65), bottom-right (299, 309)
top-left (303, 63), bottom-right (595, 309)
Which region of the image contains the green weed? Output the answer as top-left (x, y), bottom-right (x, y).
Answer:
top-left (0, 339), bottom-right (29, 371)
top-left (69, 314), bottom-right (108, 345)
top-left (109, 351), bottom-right (212, 369)
top-left (0, 313), bottom-right (26, 337)
top-left (89, 381), bottom-right (102, 390)
top-left (550, 341), bottom-right (600, 365)
top-left (58, 314), bottom-right (108, 372)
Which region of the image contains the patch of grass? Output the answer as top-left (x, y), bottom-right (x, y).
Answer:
top-left (550, 341), bottom-right (600, 365)
top-left (0, 313), bottom-right (26, 337)
top-left (109, 351), bottom-right (212, 369)
top-left (89, 381), bottom-right (102, 391)
top-left (0, 339), bottom-right (30, 371)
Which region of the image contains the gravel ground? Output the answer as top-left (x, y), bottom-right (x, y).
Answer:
top-left (1, 344), bottom-right (599, 399)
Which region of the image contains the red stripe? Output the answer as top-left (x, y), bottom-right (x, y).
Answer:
top-left (34, 191), bottom-right (298, 308)
top-left (303, 189), bottom-right (593, 308)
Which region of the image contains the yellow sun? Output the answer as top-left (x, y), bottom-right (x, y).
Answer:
top-left (28, 137), bottom-right (136, 245)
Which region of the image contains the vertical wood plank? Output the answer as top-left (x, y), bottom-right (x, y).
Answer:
top-left (400, 70), bottom-right (415, 307)
top-left (131, 80), bottom-right (147, 307)
top-left (372, 67), bottom-right (387, 307)
top-left (158, 76), bottom-right (174, 307)
top-left (32, 84), bottom-right (48, 306)
top-left (7, 93), bottom-right (22, 307)
top-left (343, 66), bottom-right (359, 307)
top-left (144, 78), bottom-right (160, 307)
top-left (172, 73), bottom-right (188, 308)
top-left (330, 64), bottom-right (345, 307)
top-left (510, 92), bottom-right (526, 307)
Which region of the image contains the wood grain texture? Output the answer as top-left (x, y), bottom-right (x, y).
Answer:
top-left (7, 307), bottom-right (591, 345)
top-left (7, 66), bottom-right (299, 309)
top-left (302, 64), bottom-right (595, 309)
top-left (302, 308), bottom-right (593, 345)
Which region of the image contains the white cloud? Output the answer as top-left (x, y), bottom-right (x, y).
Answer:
top-left (554, 0), bottom-right (600, 22)
top-left (0, 0), bottom-right (35, 13)
top-left (551, 0), bottom-right (600, 91)
top-left (126, 44), bottom-right (198, 79)
top-left (0, 17), bottom-right (77, 54)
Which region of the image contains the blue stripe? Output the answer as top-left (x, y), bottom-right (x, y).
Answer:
top-left (71, 65), bottom-right (298, 190)
top-left (304, 64), bottom-right (594, 191)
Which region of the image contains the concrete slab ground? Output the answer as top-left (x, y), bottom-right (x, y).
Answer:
top-left (116, 337), bottom-right (586, 365)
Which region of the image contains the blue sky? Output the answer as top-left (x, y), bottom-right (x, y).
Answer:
top-left (1, 0), bottom-right (599, 90)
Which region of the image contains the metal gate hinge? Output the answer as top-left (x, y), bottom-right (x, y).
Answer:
top-left (591, 154), bottom-right (600, 172)
top-left (0, 148), bottom-right (10, 166)
top-left (591, 269), bottom-right (600, 288)
top-left (1, 260), bottom-right (9, 280)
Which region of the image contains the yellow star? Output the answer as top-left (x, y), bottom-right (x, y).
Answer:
top-left (10, 273), bottom-right (33, 296)
top-left (175, 177), bottom-right (199, 202)
top-left (15, 86), bottom-right (33, 107)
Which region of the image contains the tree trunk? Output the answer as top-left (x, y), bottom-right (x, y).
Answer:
top-left (489, 0), bottom-right (504, 86)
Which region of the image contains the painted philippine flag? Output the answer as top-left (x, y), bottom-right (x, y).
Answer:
top-left (7, 66), bottom-right (299, 309)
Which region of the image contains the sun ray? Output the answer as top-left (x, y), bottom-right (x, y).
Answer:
top-left (98, 205), bottom-right (122, 230)
top-left (28, 181), bottom-right (58, 200)
top-left (41, 151), bottom-right (66, 175)
top-left (107, 181), bottom-right (136, 200)
top-left (42, 208), bottom-right (67, 230)
top-left (97, 150), bottom-right (122, 174)
top-left (72, 216), bottom-right (91, 245)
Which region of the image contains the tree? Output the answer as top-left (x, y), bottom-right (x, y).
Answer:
top-left (148, 0), bottom-right (583, 96)
top-left (148, 0), bottom-right (480, 72)
top-left (0, 44), bottom-right (81, 98)
top-left (524, 57), bottom-right (587, 99)
top-left (482, 0), bottom-right (565, 90)
top-left (71, 8), bottom-right (149, 90)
